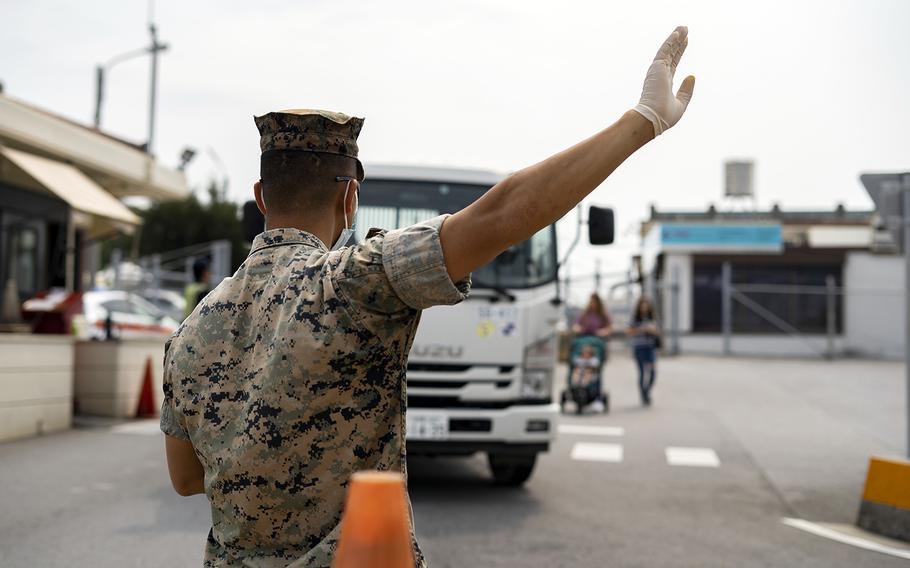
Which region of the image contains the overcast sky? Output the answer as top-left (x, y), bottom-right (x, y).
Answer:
top-left (3, 0), bottom-right (909, 300)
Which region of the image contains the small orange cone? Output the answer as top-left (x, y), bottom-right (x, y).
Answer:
top-left (136, 356), bottom-right (157, 417)
top-left (333, 471), bottom-right (415, 568)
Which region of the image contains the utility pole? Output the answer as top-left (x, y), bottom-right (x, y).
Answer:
top-left (594, 258), bottom-right (602, 297)
top-left (825, 275), bottom-right (837, 360)
top-left (861, 172), bottom-right (910, 457)
top-left (671, 265), bottom-right (680, 355)
top-left (903, 186), bottom-right (910, 458)
top-left (722, 261), bottom-right (732, 356)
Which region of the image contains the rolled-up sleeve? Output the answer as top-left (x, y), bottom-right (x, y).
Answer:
top-left (381, 215), bottom-right (471, 309)
top-left (159, 340), bottom-right (190, 441)
top-left (160, 398), bottom-right (189, 441)
top-left (334, 215), bottom-right (471, 342)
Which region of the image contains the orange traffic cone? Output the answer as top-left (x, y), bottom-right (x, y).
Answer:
top-left (333, 471), bottom-right (415, 568)
top-left (136, 356), bottom-right (157, 417)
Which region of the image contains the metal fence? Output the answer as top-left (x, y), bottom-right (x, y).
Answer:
top-left (102, 240), bottom-right (232, 292)
top-left (658, 260), bottom-right (904, 360)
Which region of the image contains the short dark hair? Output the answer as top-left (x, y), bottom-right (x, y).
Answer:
top-left (260, 150), bottom-right (357, 215)
top-left (192, 258), bottom-right (210, 282)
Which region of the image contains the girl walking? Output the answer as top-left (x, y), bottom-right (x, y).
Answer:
top-left (627, 297), bottom-right (662, 406)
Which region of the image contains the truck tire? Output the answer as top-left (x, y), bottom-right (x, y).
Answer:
top-left (488, 453), bottom-right (537, 486)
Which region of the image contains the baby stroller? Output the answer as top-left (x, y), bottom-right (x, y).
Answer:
top-left (560, 335), bottom-right (609, 414)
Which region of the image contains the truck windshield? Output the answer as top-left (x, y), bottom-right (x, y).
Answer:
top-left (356, 179), bottom-right (557, 289)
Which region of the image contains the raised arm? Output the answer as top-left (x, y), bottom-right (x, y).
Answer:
top-left (440, 26), bottom-right (695, 282)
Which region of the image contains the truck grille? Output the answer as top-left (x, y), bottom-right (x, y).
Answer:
top-left (407, 363), bottom-right (515, 374)
top-left (407, 380), bottom-right (511, 389)
top-left (406, 363), bottom-right (520, 403)
top-left (407, 363), bottom-right (472, 372)
top-left (407, 396), bottom-right (551, 409)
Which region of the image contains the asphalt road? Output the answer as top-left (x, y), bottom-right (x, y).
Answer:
top-left (1, 353), bottom-right (907, 567)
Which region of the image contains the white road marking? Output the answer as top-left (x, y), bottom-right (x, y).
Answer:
top-left (92, 482), bottom-right (114, 491)
top-left (782, 518), bottom-right (910, 561)
top-left (665, 447), bottom-right (720, 467)
top-left (69, 486), bottom-right (87, 495)
top-left (111, 420), bottom-right (161, 436)
top-left (571, 442), bottom-right (623, 463)
top-left (558, 424), bottom-right (625, 437)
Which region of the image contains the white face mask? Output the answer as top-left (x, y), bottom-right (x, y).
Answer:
top-left (330, 180), bottom-right (358, 251)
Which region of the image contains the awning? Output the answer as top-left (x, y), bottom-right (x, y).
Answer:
top-left (0, 146), bottom-right (141, 229)
top-left (0, 93), bottom-right (188, 200)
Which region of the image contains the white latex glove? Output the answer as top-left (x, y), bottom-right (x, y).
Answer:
top-left (633, 26), bottom-right (695, 137)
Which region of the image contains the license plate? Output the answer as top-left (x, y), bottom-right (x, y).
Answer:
top-left (406, 414), bottom-right (449, 440)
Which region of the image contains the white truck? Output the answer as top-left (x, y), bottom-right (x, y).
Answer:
top-left (359, 165), bottom-right (611, 486)
top-left (243, 164), bottom-right (612, 486)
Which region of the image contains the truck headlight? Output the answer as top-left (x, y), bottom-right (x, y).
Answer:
top-left (521, 334), bottom-right (557, 400)
top-left (520, 369), bottom-right (553, 399)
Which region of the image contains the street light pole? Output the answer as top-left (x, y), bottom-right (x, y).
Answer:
top-left (146, 22), bottom-right (167, 154)
top-left (91, 17), bottom-right (167, 153)
top-left (93, 46), bottom-right (150, 130)
top-left (94, 65), bottom-right (104, 128)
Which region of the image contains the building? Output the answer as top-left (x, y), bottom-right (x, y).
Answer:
top-left (0, 90), bottom-right (188, 442)
top-left (0, 90), bottom-right (187, 312)
top-left (638, 203), bottom-right (904, 359)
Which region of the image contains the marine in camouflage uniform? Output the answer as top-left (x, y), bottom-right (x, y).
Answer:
top-left (161, 109), bottom-right (470, 567)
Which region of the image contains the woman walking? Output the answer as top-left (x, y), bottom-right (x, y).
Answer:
top-left (627, 297), bottom-right (662, 406)
top-left (572, 293), bottom-right (613, 341)
top-left (570, 293), bottom-right (613, 411)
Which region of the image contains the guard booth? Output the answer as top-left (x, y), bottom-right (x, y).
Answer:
top-left (0, 91), bottom-right (186, 307)
top-left (0, 91), bottom-right (187, 441)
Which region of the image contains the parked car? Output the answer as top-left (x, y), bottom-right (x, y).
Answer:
top-left (82, 290), bottom-right (180, 339)
top-left (137, 288), bottom-right (186, 322)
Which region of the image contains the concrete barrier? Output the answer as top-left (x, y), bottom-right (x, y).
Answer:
top-left (857, 456), bottom-right (910, 542)
top-left (0, 333), bottom-right (74, 442)
top-left (74, 339), bottom-right (165, 417)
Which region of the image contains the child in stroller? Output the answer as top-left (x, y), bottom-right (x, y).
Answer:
top-left (561, 335), bottom-right (609, 414)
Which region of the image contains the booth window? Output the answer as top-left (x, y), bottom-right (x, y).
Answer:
top-left (5, 226), bottom-right (40, 298)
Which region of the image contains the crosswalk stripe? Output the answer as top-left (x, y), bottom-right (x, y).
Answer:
top-left (570, 442), bottom-right (623, 463)
top-left (558, 424), bottom-right (625, 437)
top-left (665, 447), bottom-right (720, 467)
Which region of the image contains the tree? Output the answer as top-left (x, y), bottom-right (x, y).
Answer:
top-left (104, 181), bottom-right (249, 271)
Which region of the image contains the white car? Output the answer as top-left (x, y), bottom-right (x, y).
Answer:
top-left (82, 290), bottom-right (180, 340)
top-left (138, 289), bottom-right (187, 322)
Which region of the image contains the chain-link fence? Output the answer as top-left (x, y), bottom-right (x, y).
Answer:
top-left (657, 261), bottom-right (904, 360)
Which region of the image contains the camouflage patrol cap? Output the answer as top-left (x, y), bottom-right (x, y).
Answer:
top-left (255, 109), bottom-right (365, 180)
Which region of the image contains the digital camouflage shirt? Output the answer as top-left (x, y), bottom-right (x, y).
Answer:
top-left (160, 215), bottom-right (469, 567)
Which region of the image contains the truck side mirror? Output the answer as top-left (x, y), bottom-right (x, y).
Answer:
top-left (588, 206), bottom-right (614, 245)
top-left (242, 201), bottom-right (265, 243)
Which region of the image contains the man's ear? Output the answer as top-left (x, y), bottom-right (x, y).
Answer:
top-left (253, 180), bottom-right (267, 216)
top-left (343, 181), bottom-right (358, 218)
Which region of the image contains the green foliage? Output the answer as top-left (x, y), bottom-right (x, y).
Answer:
top-left (103, 181), bottom-right (249, 270)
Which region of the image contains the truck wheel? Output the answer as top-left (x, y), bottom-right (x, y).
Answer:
top-left (488, 453), bottom-right (537, 486)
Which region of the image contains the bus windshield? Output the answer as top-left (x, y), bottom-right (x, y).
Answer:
top-left (356, 179), bottom-right (557, 290)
